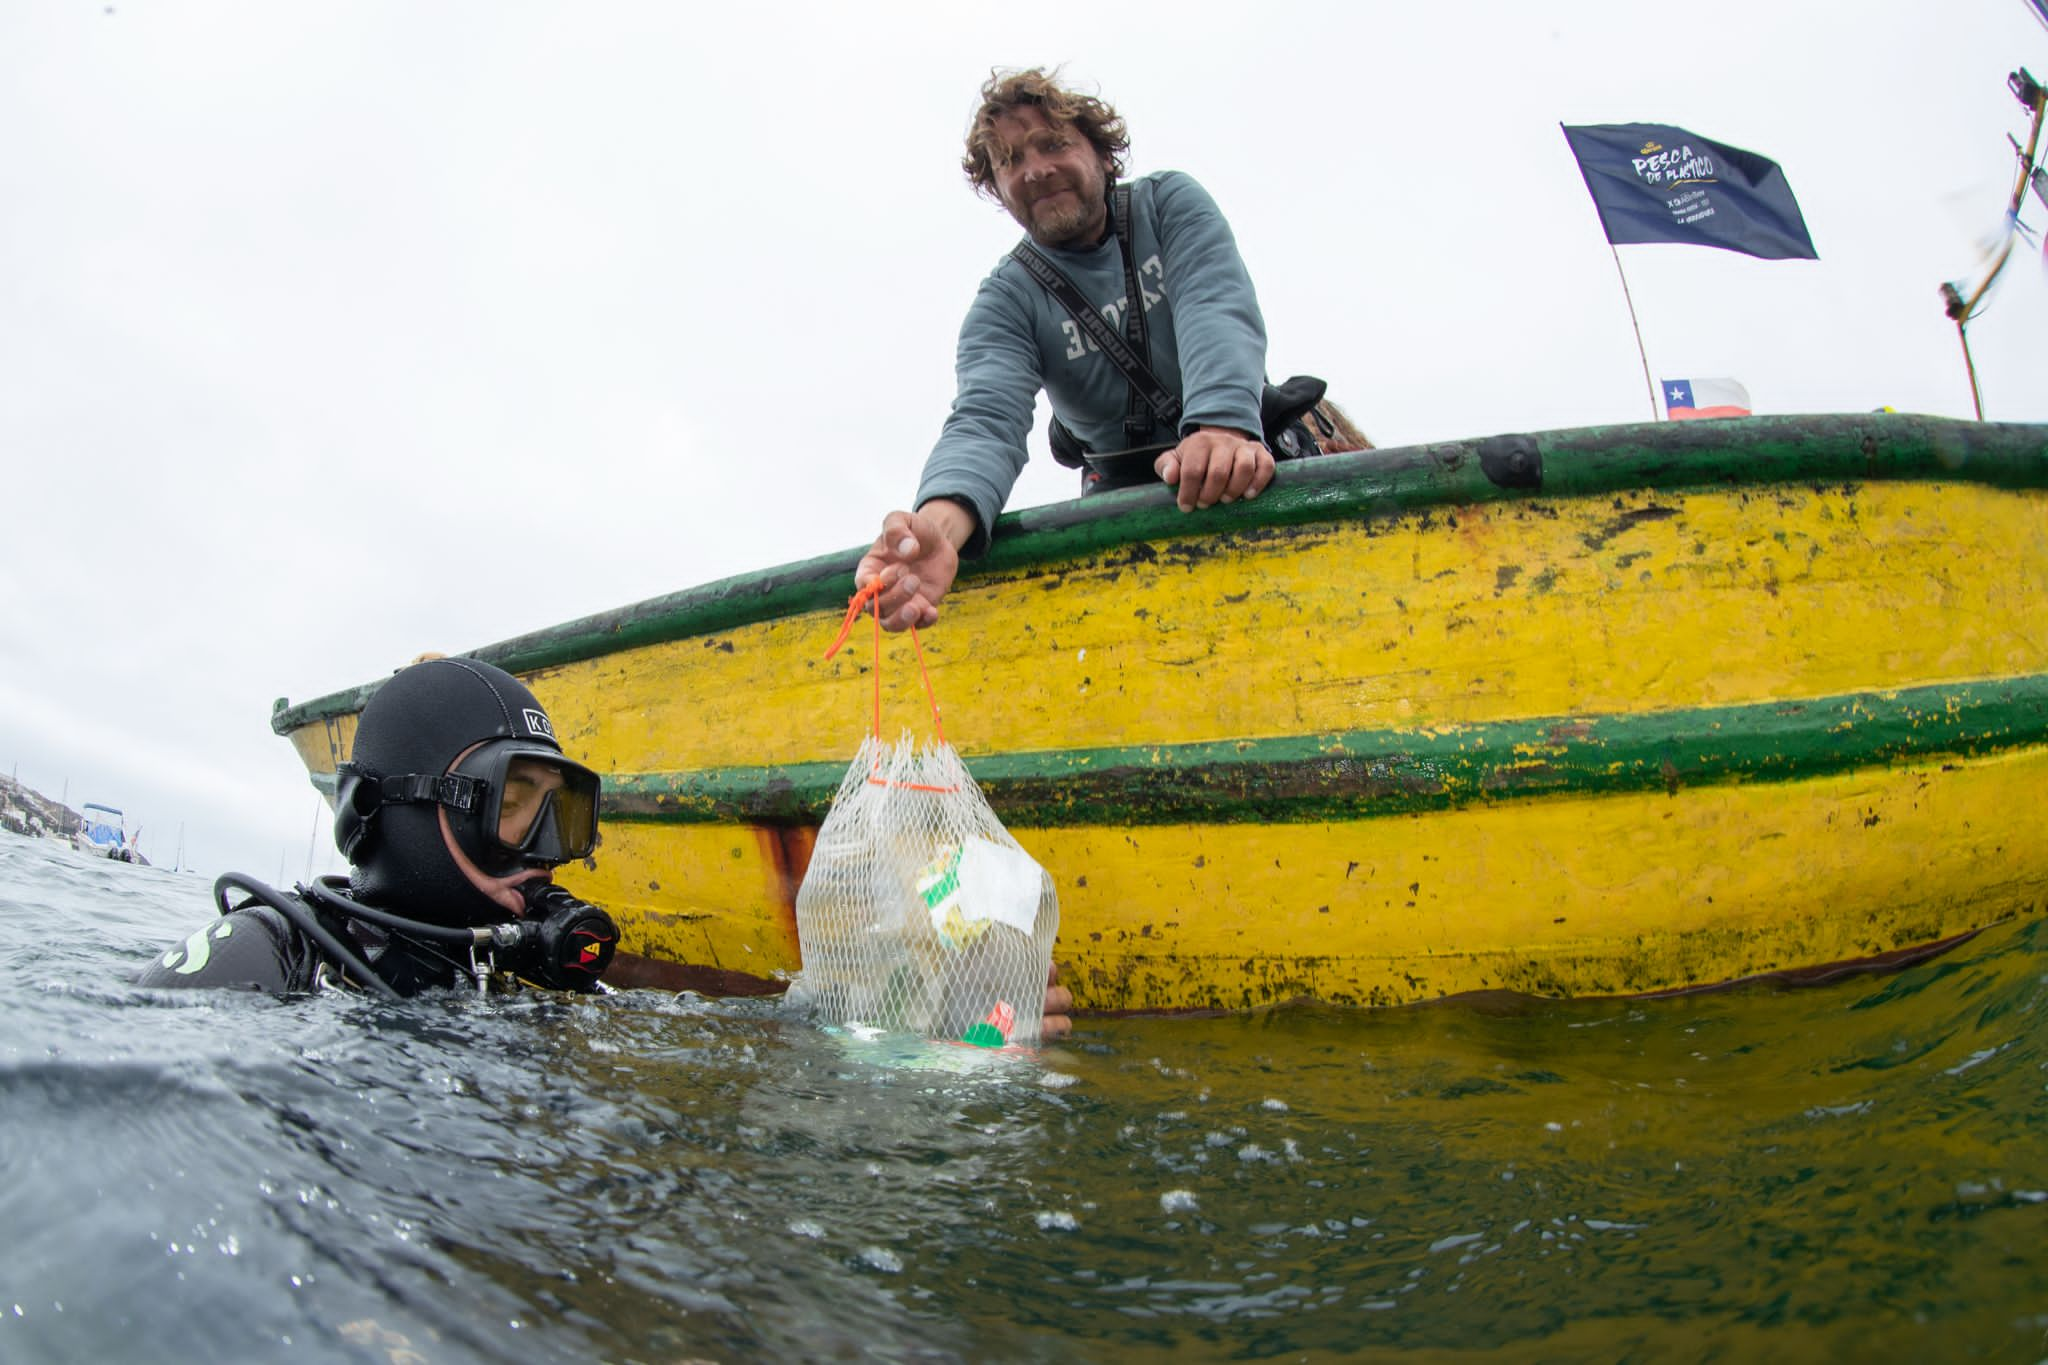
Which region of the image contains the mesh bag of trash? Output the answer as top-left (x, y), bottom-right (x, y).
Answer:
top-left (791, 588), bottom-right (1059, 1048)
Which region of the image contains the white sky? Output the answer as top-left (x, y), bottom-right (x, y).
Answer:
top-left (4, 1), bottom-right (2044, 880)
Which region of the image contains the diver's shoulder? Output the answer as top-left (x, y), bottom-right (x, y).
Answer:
top-left (137, 901), bottom-right (304, 992)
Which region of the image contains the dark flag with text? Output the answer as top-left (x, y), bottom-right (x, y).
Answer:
top-left (1561, 123), bottom-right (1818, 260)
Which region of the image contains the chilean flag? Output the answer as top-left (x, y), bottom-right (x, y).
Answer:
top-left (1663, 377), bottom-right (1752, 420)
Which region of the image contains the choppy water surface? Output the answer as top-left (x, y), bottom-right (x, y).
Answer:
top-left (3, 832), bottom-right (2045, 1362)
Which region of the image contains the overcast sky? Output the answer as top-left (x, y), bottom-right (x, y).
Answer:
top-left (4, 1), bottom-right (2044, 882)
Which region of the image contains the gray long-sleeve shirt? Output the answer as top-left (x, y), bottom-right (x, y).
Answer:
top-left (913, 170), bottom-right (1268, 556)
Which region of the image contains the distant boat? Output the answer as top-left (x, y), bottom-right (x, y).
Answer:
top-left (74, 804), bottom-right (141, 863)
top-left (271, 413), bottom-right (2048, 1011)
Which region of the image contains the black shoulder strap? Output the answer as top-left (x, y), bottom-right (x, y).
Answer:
top-left (1010, 184), bottom-right (1180, 447)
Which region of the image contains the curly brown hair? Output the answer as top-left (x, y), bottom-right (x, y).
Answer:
top-left (961, 67), bottom-right (1129, 199)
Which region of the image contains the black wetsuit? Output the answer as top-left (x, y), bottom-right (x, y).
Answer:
top-left (137, 891), bottom-right (470, 997)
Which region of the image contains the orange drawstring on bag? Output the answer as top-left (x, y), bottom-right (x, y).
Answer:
top-left (825, 580), bottom-right (952, 791)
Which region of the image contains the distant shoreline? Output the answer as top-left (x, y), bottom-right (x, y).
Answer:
top-left (0, 773), bottom-right (83, 842)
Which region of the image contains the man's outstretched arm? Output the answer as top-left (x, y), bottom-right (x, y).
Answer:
top-left (1150, 173), bottom-right (1275, 511)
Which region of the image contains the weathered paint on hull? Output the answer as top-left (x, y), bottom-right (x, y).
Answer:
top-left (538, 741), bottom-right (2045, 1010)
top-left (272, 416), bottom-right (2048, 1010)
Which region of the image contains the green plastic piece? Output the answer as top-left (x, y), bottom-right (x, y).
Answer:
top-left (961, 1022), bottom-right (1006, 1049)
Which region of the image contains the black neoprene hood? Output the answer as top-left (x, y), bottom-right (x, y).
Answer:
top-left (335, 657), bottom-right (570, 927)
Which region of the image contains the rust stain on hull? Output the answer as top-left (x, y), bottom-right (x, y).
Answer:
top-left (754, 823), bottom-right (816, 945)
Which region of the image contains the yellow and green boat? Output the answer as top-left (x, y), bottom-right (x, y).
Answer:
top-left (272, 413), bottom-right (2048, 1012)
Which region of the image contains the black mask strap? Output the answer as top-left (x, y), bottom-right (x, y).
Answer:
top-left (376, 772), bottom-right (488, 813)
top-left (335, 764), bottom-right (489, 862)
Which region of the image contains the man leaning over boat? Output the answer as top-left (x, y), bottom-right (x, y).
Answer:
top-left (857, 67), bottom-right (1352, 632)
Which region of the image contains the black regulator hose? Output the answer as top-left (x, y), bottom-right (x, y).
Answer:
top-left (212, 872), bottom-right (402, 1001)
top-left (298, 876), bottom-right (478, 945)
top-left (215, 873), bottom-right (616, 997)
top-left (301, 875), bottom-right (618, 993)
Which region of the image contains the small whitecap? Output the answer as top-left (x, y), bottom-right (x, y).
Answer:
top-left (1039, 1071), bottom-right (1080, 1090)
top-left (1544, 1121), bottom-right (1563, 1132)
top-left (1261, 1098), bottom-right (1289, 1112)
top-left (788, 1220), bottom-right (825, 1239)
top-left (1160, 1189), bottom-right (1199, 1214)
top-left (859, 1247), bottom-right (903, 1273)
top-left (1945, 1045), bottom-right (2005, 1077)
top-left (1237, 1144), bottom-right (1269, 1163)
top-left (1803, 1101), bottom-right (1872, 1120)
top-left (1035, 1210), bottom-right (1079, 1231)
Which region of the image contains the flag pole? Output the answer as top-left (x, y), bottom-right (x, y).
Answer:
top-left (1937, 67), bottom-right (2044, 421)
top-left (1941, 283), bottom-right (1986, 420)
top-left (1607, 245), bottom-right (1661, 420)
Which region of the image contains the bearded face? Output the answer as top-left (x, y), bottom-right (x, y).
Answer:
top-left (987, 106), bottom-right (1112, 249)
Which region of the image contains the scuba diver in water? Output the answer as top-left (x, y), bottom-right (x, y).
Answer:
top-left (139, 656), bottom-right (618, 998)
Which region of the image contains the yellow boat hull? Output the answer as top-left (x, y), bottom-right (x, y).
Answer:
top-left (275, 416), bottom-right (2048, 1010)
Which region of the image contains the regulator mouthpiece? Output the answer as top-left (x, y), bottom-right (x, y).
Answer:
top-left (482, 883), bottom-right (618, 991)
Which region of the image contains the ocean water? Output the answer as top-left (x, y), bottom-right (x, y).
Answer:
top-left (3, 831), bottom-right (2045, 1364)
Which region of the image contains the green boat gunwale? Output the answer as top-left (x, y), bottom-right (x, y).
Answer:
top-left (271, 413), bottom-right (2048, 733)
